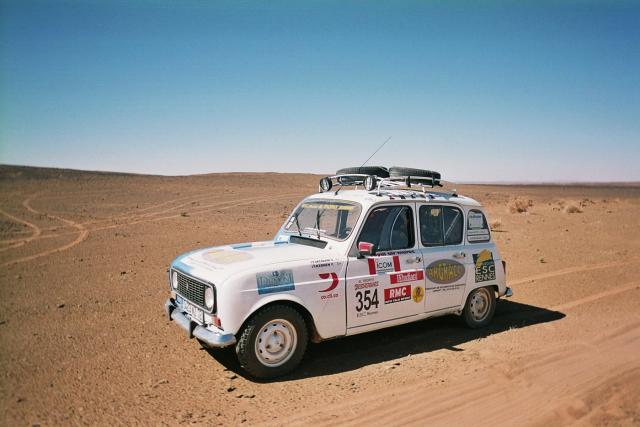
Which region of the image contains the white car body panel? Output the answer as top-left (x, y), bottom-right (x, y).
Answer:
top-left (168, 188), bottom-right (507, 343)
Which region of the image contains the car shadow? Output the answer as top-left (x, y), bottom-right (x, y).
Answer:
top-left (203, 299), bottom-right (565, 382)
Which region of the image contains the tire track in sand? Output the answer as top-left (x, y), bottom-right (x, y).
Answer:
top-left (0, 197), bottom-right (43, 252)
top-left (0, 193), bottom-right (299, 266)
top-left (273, 291), bottom-right (640, 427)
top-left (509, 258), bottom-right (640, 286)
top-left (1, 197), bottom-right (88, 267)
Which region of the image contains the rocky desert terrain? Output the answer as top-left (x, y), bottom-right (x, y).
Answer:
top-left (1, 165), bottom-right (639, 426)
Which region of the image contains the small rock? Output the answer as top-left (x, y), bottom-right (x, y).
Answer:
top-left (226, 386), bottom-right (236, 392)
top-left (226, 373), bottom-right (238, 380)
top-left (540, 258), bottom-right (546, 263)
top-left (57, 303), bottom-right (65, 309)
top-left (235, 394), bottom-right (244, 398)
top-left (120, 271), bottom-right (127, 275)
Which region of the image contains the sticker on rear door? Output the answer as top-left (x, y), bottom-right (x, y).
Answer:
top-left (473, 250), bottom-right (496, 282)
top-left (425, 259), bottom-right (466, 284)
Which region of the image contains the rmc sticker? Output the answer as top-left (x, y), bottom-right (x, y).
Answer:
top-left (368, 256), bottom-right (401, 274)
top-left (384, 285), bottom-right (411, 304)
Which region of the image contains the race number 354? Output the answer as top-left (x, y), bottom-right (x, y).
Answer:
top-left (355, 289), bottom-right (379, 312)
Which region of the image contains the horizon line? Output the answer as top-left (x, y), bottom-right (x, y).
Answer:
top-left (2, 163), bottom-right (639, 186)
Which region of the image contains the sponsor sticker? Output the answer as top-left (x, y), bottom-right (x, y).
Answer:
top-left (203, 249), bottom-right (252, 264)
top-left (311, 258), bottom-right (337, 269)
top-left (368, 256), bottom-right (401, 275)
top-left (301, 203), bottom-right (355, 211)
top-left (468, 212), bottom-right (485, 229)
top-left (256, 270), bottom-right (295, 295)
top-left (384, 285), bottom-right (411, 304)
top-left (354, 278), bottom-right (379, 290)
top-left (425, 259), bottom-right (466, 284)
top-left (412, 286), bottom-right (424, 303)
top-left (319, 272), bottom-right (339, 301)
top-left (473, 250), bottom-right (496, 282)
top-left (390, 270), bottom-right (425, 284)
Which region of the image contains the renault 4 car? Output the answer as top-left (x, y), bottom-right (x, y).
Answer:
top-left (164, 166), bottom-right (512, 378)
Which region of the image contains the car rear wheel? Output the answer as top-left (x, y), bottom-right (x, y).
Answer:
top-left (462, 287), bottom-right (496, 328)
top-left (236, 305), bottom-right (308, 379)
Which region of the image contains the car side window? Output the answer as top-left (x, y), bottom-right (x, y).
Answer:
top-left (420, 205), bottom-right (463, 246)
top-left (467, 209), bottom-right (490, 243)
top-left (358, 206), bottom-right (415, 251)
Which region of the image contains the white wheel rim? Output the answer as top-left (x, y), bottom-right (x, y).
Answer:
top-left (469, 288), bottom-right (491, 322)
top-left (254, 319), bottom-right (297, 367)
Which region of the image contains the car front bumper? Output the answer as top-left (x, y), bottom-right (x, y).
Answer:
top-left (164, 298), bottom-right (236, 348)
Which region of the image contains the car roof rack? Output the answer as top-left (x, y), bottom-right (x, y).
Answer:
top-left (319, 171), bottom-right (459, 198)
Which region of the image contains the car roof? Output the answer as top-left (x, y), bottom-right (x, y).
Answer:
top-left (306, 189), bottom-right (482, 208)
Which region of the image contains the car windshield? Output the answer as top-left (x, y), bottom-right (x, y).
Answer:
top-left (283, 200), bottom-right (362, 241)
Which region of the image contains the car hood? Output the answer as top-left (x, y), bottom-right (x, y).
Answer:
top-left (171, 240), bottom-right (335, 284)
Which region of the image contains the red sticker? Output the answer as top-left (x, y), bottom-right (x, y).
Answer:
top-left (384, 285), bottom-right (411, 304)
top-left (390, 270), bottom-right (424, 284)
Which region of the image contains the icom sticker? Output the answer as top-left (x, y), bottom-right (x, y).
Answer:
top-left (425, 259), bottom-right (465, 284)
top-left (473, 250), bottom-right (496, 282)
top-left (368, 256), bottom-right (401, 274)
top-left (256, 270), bottom-right (295, 295)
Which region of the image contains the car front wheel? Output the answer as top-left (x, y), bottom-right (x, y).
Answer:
top-left (236, 305), bottom-right (308, 379)
top-left (462, 286), bottom-right (496, 328)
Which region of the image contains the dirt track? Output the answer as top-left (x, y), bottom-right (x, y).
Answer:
top-left (1, 166), bottom-right (639, 426)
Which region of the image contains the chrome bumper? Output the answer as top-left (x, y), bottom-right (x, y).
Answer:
top-left (164, 298), bottom-right (236, 348)
top-left (503, 287), bottom-right (513, 298)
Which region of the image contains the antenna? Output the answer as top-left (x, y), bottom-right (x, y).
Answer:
top-left (360, 136), bottom-right (392, 167)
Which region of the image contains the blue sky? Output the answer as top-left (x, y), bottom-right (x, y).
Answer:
top-left (1, 0), bottom-right (639, 181)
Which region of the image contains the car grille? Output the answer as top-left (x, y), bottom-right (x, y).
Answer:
top-left (175, 271), bottom-right (209, 309)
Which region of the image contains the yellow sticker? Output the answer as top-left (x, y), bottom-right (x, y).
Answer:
top-left (412, 286), bottom-right (424, 303)
top-left (203, 250), bottom-right (252, 264)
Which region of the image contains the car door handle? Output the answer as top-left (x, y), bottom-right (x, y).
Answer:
top-left (406, 256), bottom-right (422, 264)
top-left (452, 252), bottom-right (466, 259)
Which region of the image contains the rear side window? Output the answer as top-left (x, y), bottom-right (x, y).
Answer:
top-left (467, 209), bottom-right (490, 243)
top-left (358, 205), bottom-right (415, 251)
top-left (419, 205), bottom-right (464, 247)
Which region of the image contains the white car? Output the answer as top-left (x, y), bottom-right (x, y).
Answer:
top-left (165, 166), bottom-right (512, 378)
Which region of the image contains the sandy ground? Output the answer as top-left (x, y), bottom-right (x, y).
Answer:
top-left (1, 165), bottom-right (639, 426)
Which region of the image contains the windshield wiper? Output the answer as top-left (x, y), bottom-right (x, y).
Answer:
top-left (314, 210), bottom-right (322, 240)
top-left (293, 212), bottom-right (303, 237)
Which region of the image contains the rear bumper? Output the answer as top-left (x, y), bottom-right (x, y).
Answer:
top-left (503, 287), bottom-right (513, 298)
top-left (164, 298), bottom-right (236, 348)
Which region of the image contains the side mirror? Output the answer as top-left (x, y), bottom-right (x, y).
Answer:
top-left (358, 241), bottom-right (376, 258)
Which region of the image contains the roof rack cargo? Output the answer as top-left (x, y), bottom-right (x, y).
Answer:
top-left (319, 166), bottom-right (443, 194)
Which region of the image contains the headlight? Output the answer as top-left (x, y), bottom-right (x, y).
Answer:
top-left (205, 287), bottom-right (214, 310)
top-left (171, 271), bottom-right (178, 290)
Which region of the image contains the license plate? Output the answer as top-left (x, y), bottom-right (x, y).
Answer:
top-left (180, 298), bottom-right (204, 324)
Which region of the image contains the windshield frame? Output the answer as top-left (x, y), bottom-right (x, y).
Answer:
top-left (282, 199), bottom-right (363, 242)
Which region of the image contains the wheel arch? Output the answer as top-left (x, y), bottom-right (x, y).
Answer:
top-left (240, 296), bottom-right (321, 343)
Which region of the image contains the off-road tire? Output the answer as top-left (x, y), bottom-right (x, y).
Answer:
top-left (336, 166), bottom-right (389, 178)
top-left (462, 286), bottom-right (496, 328)
top-left (236, 305), bottom-right (308, 379)
top-left (389, 167), bottom-right (441, 185)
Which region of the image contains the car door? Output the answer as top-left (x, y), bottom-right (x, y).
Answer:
top-left (346, 203), bottom-right (426, 330)
top-left (417, 204), bottom-right (470, 313)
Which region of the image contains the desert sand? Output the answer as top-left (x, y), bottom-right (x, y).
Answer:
top-left (1, 165), bottom-right (639, 426)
